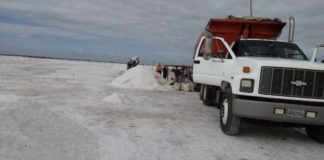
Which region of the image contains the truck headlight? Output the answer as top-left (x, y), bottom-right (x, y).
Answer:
top-left (240, 79), bottom-right (254, 93)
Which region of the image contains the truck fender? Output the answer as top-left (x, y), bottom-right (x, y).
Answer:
top-left (221, 81), bottom-right (231, 93)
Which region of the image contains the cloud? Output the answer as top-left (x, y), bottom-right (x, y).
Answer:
top-left (0, 0), bottom-right (324, 64)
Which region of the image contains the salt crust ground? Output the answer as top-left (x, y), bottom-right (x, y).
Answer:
top-left (0, 55), bottom-right (323, 160)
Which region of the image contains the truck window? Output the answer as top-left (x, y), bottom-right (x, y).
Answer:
top-left (237, 40), bottom-right (308, 60)
top-left (315, 47), bottom-right (324, 63)
top-left (198, 40), bottom-right (205, 57)
top-left (212, 39), bottom-right (229, 59)
top-left (197, 39), bottom-right (231, 59)
top-left (231, 41), bottom-right (239, 56)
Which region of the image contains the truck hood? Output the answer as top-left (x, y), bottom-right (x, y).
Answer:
top-left (235, 57), bottom-right (324, 70)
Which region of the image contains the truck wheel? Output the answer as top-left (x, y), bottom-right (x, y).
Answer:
top-left (213, 87), bottom-right (221, 108)
top-left (306, 125), bottom-right (324, 143)
top-left (203, 85), bottom-right (214, 106)
top-left (194, 83), bottom-right (201, 92)
top-left (220, 88), bottom-right (241, 135)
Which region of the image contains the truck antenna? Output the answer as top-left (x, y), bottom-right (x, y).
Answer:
top-left (250, 0), bottom-right (253, 17)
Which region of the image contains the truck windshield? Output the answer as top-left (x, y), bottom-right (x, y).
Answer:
top-left (236, 40), bottom-right (308, 60)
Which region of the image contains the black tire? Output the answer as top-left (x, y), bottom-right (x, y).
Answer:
top-left (194, 83), bottom-right (201, 92)
top-left (203, 85), bottom-right (214, 106)
top-left (220, 87), bottom-right (241, 135)
top-left (306, 125), bottom-right (324, 143)
top-left (213, 87), bottom-right (221, 108)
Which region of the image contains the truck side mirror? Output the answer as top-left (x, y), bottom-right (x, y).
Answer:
top-left (203, 37), bottom-right (212, 60)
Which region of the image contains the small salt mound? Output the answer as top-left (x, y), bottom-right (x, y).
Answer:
top-left (110, 65), bottom-right (171, 91)
top-left (102, 93), bottom-right (124, 104)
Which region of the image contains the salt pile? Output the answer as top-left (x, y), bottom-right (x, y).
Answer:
top-left (110, 66), bottom-right (172, 91)
top-left (102, 93), bottom-right (125, 104)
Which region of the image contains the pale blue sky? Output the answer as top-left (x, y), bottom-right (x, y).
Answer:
top-left (0, 0), bottom-right (323, 65)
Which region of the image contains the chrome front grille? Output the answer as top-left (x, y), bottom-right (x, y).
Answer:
top-left (259, 67), bottom-right (324, 99)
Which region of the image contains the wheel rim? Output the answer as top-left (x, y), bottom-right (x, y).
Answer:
top-left (221, 98), bottom-right (229, 124)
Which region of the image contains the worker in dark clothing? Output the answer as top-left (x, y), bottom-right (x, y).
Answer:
top-left (156, 63), bottom-right (162, 74)
top-left (174, 66), bottom-right (180, 82)
top-left (180, 65), bottom-right (186, 82)
top-left (188, 67), bottom-right (193, 81)
top-left (131, 56), bottom-right (140, 67)
top-left (162, 65), bottom-right (168, 80)
top-left (127, 60), bottom-right (132, 70)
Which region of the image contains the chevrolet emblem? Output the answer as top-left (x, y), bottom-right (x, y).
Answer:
top-left (291, 80), bottom-right (307, 87)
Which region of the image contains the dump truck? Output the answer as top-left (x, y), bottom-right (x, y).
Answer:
top-left (192, 16), bottom-right (324, 142)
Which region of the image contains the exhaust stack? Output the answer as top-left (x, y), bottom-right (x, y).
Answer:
top-left (288, 16), bottom-right (295, 42)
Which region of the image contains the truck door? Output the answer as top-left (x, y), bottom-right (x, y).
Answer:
top-left (193, 36), bottom-right (235, 86)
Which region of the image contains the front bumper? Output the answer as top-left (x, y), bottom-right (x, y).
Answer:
top-left (232, 96), bottom-right (324, 125)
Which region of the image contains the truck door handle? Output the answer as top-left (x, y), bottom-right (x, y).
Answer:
top-left (194, 60), bottom-right (200, 64)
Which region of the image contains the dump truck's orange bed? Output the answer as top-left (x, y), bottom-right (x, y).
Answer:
top-left (206, 17), bottom-right (286, 45)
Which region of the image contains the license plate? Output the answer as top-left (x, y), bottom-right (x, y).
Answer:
top-left (286, 109), bottom-right (305, 118)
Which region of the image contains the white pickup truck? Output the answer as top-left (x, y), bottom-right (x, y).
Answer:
top-left (192, 16), bottom-right (324, 143)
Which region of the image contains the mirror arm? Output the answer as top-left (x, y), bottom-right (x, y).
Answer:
top-left (218, 55), bottom-right (224, 63)
top-left (219, 56), bottom-right (224, 63)
top-left (212, 54), bottom-right (224, 63)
